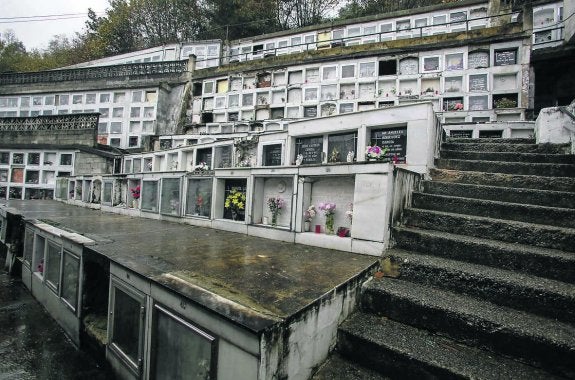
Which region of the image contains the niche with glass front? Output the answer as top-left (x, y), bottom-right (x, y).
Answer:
top-left (327, 132), bottom-right (357, 163)
top-left (223, 179), bottom-right (247, 221)
top-left (160, 178), bottom-right (182, 216)
top-left (141, 180), bottom-right (159, 212)
top-left (186, 178), bottom-right (212, 218)
top-left (61, 250), bottom-right (80, 311)
top-left (151, 304), bottom-right (217, 379)
top-left (45, 241), bottom-right (62, 292)
top-left (109, 280), bottom-right (146, 375)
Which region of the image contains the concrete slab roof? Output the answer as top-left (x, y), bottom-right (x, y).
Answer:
top-left (2, 200), bottom-right (379, 333)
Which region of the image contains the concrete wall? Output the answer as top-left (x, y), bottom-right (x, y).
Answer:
top-left (565, 0), bottom-right (575, 44)
top-left (288, 102), bottom-right (437, 173)
top-left (156, 83), bottom-right (187, 136)
top-left (535, 105), bottom-right (575, 153)
top-left (259, 265), bottom-right (376, 379)
top-left (0, 127), bottom-right (96, 147)
top-left (74, 152), bottom-right (114, 176)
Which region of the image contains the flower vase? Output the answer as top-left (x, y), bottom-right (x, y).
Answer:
top-left (231, 210), bottom-right (237, 221)
top-left (271, 213), bottom-right (278, 227)
top-left (304, 221), bottom-right (311, 232)
top-left (132, 199), bottom-right (138, 208)
top-left (325, 213), bottom-right (335, 235)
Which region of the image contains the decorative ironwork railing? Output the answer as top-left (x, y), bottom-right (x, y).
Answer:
top-left (0, 60), bottom-right (188, 85)
top-left (0, 113), bottom-right (99, 132)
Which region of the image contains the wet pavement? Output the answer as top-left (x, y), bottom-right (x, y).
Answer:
top-left (0, 272), bottom-right (111, 380)
top-left (3, 200), bottom-right (379, 332)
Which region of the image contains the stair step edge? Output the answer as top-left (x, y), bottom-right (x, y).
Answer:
top-left (340, 312), bottom-right (561, 380)
top-left (384, 248), bottom-right (575, 300)
top-left (363, 277), bottom-right (575, 347)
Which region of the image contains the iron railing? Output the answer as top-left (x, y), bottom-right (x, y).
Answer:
top-left (0, 60), bottom-right (188, 86)
top-left (0, 113), bottom-right (99, 131)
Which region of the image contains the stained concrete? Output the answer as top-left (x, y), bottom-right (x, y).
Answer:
top-left (0, 272), bottom-right (111, 380)
top-left (3, 199), bottom-right (378, 332)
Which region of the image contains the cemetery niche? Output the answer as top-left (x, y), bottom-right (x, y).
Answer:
top-left (253, 177), bottom-right (293, 227)
top-left (295, 136), bottom-right (323, 165)
top-left (160, 178), bottom-right (182, 216)
top-left (186, 178), bottom-right (212, 218)
top-left (370, 126), bottom-right (408, 163)
top-left (223, 179), bottom-right (247, 221)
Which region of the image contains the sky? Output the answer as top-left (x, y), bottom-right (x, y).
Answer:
top-left (1, 0), bottom-right (110, 50)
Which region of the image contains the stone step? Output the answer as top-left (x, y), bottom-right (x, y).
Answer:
top-left (440, 149), bottom-right (575, 164)
top-left (339, 311), bottom-right (561, 380)
top-left (446, 138), bottom-right (536, 145)
top-left (429, 168), bottom-right (575, 192)
top-left (360, 277), bottom-right (575, 378)
top-left (441, 142), bottom-right (569, 154)
top-left (412, 192), bottom-right (575, 228)
top-left (392, 226), bottom-right (575, 284)
top-left (422, 181), bottom-right (575, 209)
top-left (383, 249), bottom-right (575, 324)
top-left (435, 158), bottom-right (575, 177)
top-left (403, 208), bottom-right (575, 252)
top-left (312, 353), bottom-right (389, 380)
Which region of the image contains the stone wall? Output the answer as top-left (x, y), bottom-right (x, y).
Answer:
top-left (0, 115), bottom-right (98, 147)
top-left (74, 152), bottom-right (115, 175)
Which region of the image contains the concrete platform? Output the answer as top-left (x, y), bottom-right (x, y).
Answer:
top-left (2, 199), bottom-right (379, 333)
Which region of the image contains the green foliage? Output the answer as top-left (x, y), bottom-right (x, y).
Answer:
top-left (338, 0), bottom-right (450, 20)
top-left (2, 0), bottom-right (462, 74)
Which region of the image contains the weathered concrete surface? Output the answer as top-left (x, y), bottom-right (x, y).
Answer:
top-left (2, 199), bottom-right (378, 332)
top-left (0, 272), bottom-right (111, 380)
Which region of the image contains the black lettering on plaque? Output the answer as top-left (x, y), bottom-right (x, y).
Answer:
top-left (371, 127), bottom-right (407, 162)
top-left (264, 144), bottom-right (282, 166)
top-left (297, 137), bottom-right (323, 164)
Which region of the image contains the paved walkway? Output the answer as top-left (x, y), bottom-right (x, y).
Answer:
top-left (0, 272), bottom-right (111, 380)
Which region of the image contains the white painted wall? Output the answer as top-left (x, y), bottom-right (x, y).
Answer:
top-left (535, 105), bottom-right (575, 153)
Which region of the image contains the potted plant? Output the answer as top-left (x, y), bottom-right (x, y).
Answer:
top-left (424, 87), bottom-right (435, 96)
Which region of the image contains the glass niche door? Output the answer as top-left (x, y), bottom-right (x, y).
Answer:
top-left (109, 281), bottom-right (146, 375)
top-left (151, 305), bottom-right (217, 380)
top-left (160, 178), bottom-right (182, 216)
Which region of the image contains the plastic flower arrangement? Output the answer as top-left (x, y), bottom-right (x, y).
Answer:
top-left (267, 196), bottom-right (285, 226)
top-left (224, 188), bottom-right (246, 218)
top-left (453, 102), bottom-right (464, 111)
top-left (366, 145), bottom-right (388, 161)
top-left (130, 186), bottom-right (140, 199)
top-left (318, 202), bottom-right (336, 234)
top-left (318, 202), bottom-right (336, 216)
top-left (304, 205), bottom-right (316, 222)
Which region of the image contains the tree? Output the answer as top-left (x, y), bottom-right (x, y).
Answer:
top-left (0, 30), bottom-right (28, 72)
top-left (201, 0), bottom-right (280, 41)
top-left (277, 0), bottom-right (341, 29)
top-left (85, 0), bottom-right (141, 56)
top-left (132, 0), bottom-right (205, 45)
top-left (338, 0), bottom-right (448, 20)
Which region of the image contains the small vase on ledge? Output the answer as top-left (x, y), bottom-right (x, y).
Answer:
top-left (132, 199), bottom-right (138, 208)
top-left (304, 220), bottom-right (311, 232)
top-left (325, 214), bottom-right (335, 235)
top-left (271, 213), bottom-right (278, 227)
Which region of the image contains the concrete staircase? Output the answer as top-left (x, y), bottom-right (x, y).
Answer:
top-left (314, 138), bottom-right (575, 379)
